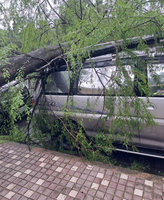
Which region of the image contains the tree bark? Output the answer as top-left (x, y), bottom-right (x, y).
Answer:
top-left (0, 35), bottom-right (162, 87)
top-left (0, 45), bottom-right (65, 87)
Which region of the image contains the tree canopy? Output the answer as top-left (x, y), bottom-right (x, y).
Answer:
top-left (1, 0), bottom-right (164, 53)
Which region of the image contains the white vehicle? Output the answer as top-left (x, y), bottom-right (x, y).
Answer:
top-left (37, 47), bottom-right (164, 157)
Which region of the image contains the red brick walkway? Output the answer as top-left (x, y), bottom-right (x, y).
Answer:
top-left (0, 142), bottom-right (164, 200)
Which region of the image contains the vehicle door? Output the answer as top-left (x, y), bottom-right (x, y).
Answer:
top-left (72, 65), bottom-right (141, 143)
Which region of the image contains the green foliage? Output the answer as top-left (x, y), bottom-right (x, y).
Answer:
top-left (0, 84), bottom-right (24, 135)
top-left (0, 67), bottom-right (31, 142)
top-left (130, 160), bottom-right (150, 171)
top-left (20, 21), bottom-right (55, 53)
top-left (0, 135), bottom-right (10, 144)
top-left (1, 0), bottom-right (163, 54)
top-left (31, 111), bottom-right (95, 158)
top-left (30, 107), bottom-right (115, 162)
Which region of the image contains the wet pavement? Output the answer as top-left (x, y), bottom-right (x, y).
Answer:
top-left (0, 142), bottom-right (164, 200)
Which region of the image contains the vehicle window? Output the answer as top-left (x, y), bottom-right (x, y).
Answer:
top-left (45, 71), bottom-right (71, 94)
top-left (148, 64), bottom-right (164, 96)
top-left (78, 66), bottom-right (134, 95)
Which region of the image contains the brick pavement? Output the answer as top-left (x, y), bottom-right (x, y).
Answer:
top-left (0, 142), bottom-right (164, 200)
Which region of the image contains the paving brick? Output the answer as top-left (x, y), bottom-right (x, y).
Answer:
top-left (18, 187), bottom-right (28, 195)
top-left (36, 179), bottom-right (44, 185)
top-left (145, 180), bottom-right (153, 187)
top-left (113, 196), bottom-right (122, 200)
top-left (44, 188), bottom-right (52, 196)
top-left (154, 183), bottom-right (162, 189)
top-left (39, 158), bottom-right (45, 162)
top-left (96, 172), bottom-right (104, 179)
top-left (88, 188), bottom-right (96, 196)
top-left (24, 190), bottom-right (34, 198)
top-left (84, 194), bottom-right (94, 200)
top-left (52, 156), bottom-right (59, 161)
top-left (154, 188), bottom-right (162, 196)
top-left (5, 191), bottom-right (15, 199)
top-left (96, 190), bottom-right (105, 198)
top-left (101, 179), bottom-right (109, 186)
top-left (99, 184), bottom-right (107, 193)
top-left (66, 182), bottom-right (74, 188)
top-left (38, 194), bottom-right (47, 200)
top-left (86, 165), bottom-right (93, 170)
top-left (126, 186), bottom-right (134, 194)
top-left (117, 184), bottom-right (125, 191)
top-left (71, 166), bottom-right (78, 171)
top-left (70, 177), bottom-right (78, 183)
top-left (135, 183), bottom-right (144, 190)
top-left (12, 185), bottom-right (22, 193)
top-left (24, 169), bottom-right (32, 174)
top-left (115, 190), bottom-right (124, 198)
top-left (136, 178), bottom-right (144, 184)
top-left (108, 181), bottom-right (117, 189)
top-left (57, 194), bottom-right (66, 200)
top-left (153, 192), bottom-right (163, 200)
top-left (127, 180), bottom-right (135, 187)
top-left (69, 190), bottom-right (78, 198)
top-left (5, 164), bottom-right (12, 168)
top-left (104, 193), bottom-right (114, 200)
top-left (11, 155), bottom-right (17, 159)
top-left (91, 183), bottom-right (99, 190)
top-left (13, 172), bottom-right (22, 177)
top-left (143, 191), bottom-right (153, 199)
top-left (8, 150), bottom-right (14, 154)
top-left (118, 178), bottom-right (127, 185)
top-left (24, 181), bottom-right (33, 189)
top-left (124, 191), bottom-right (133, 199)
top-left (134, 188), bottom-right (143, 197)
top-left (133, 196), bottom-right (142, 200)
top-left (11, 193), bottom-right (21, 200)
top-left (6, 183), bottom-right (15, 190)
top-left (56, 167), bottom-right (63, 172)
top-left (31, 192), bottom-right (41, 200)
top-left (94, 177), bottom-right (102, 184)
top-left (120, 173), bottom-right (128, 180)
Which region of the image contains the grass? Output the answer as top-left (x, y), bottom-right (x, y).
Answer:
top-left (0, 135), bottom-right (11, 143)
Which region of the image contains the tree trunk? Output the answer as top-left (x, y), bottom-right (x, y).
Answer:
top-left (0, 45), bottom-right (65, 87)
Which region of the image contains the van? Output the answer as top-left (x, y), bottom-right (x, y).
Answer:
top-left (38, 51), bottom-right (164, 156)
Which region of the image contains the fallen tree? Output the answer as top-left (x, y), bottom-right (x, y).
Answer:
top-left (0, 35), bottom-right (162, 87)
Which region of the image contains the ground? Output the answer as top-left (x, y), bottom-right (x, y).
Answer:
top-left (0, 142), bottom-right (164, 200)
